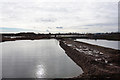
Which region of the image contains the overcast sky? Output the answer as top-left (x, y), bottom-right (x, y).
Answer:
top-left (0, 0), bottom-right (119, 33)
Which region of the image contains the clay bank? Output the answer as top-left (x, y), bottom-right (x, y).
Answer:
top-left (59, 39), bottom-right (120, 79)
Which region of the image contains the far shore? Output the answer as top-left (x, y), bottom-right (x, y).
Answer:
top-left (0, 32), bottom-right (120, 42)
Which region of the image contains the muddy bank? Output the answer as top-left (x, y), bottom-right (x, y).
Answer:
top-left (59, 39), bottom-right (120, 79)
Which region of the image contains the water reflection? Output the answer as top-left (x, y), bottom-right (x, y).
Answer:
top-left (0, 44), bottom-right (2, 79)
top-left (36, 65), bottom-right (46, 78)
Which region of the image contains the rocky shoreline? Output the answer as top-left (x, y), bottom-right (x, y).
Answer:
top-left (59, 39), bottom-right (120, 79)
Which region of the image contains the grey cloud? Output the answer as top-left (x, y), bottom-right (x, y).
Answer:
top-left (82, 28), bottom-right (88, 29)
top-left (40, 18), bottom-right (56, 22)
top-left (48, 27), bottom-right (52, 29)
top-left (35, 18), bottom-right (57, 22)
top-left (84, 23), bottom-right (117, 27)
top-left (56, 27), bottom-right (63, 29)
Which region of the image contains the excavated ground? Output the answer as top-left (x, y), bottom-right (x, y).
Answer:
top-left (59, 39), bottom-right (120, 79)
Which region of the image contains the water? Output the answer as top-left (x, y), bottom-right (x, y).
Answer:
top-left (76, 39), bottom-right (120, 50)
top-left (1, 39), bottom-right (83, 78)
top-left (0, 43), bottom-right (2, 79)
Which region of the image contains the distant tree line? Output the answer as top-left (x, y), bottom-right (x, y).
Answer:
top-left (1, 32), bottom-right (120, 42)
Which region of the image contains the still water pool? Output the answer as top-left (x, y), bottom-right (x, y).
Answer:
top-left (76, 39), bottom-right (120, 50)
top-left (2, 39), bottom-right (83, 78)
